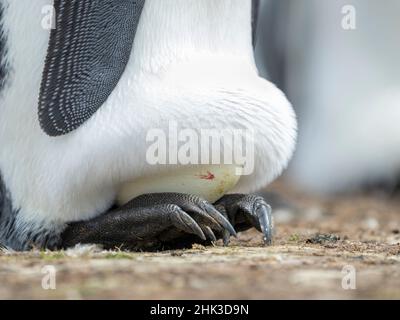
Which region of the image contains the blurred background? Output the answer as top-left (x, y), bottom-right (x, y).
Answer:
top-left (255, 0), bottom-right (400, 196)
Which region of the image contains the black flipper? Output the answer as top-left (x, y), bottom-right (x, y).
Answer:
top-left (38, 0), bottom-right (145, 136)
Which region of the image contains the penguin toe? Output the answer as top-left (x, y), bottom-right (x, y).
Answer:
top-left (61, 193), bottom-right (240, 250)
top-left (215, 194), bottom-right (274, 245)
top-left (125, 193), bottom-right (237, 242)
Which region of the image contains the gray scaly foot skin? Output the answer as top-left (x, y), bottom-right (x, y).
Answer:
top-left (214, 194), bottom-right (273, 245)
top-left (61, 193), bottom-right (237, 250)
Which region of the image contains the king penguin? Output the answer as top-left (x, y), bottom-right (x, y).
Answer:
top-left (0, 0), bottom-right (297, 251)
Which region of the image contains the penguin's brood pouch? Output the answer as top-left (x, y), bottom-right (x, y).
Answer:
top-left (0, 0), bottom-right (296, 251)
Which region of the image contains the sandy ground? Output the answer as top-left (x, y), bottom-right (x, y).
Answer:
top-left (1, 181), bottom-right (399, 299)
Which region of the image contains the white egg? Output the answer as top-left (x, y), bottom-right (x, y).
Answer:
top-left (116, 165), bottom-right (242, 206)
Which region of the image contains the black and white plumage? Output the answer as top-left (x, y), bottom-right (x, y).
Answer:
top-left (0, 0), bottom-right (296, 250)
top-left (39, 0), bottom-right (145, 136)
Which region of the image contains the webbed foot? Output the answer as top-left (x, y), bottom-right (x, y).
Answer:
top-left (61, 193), bottom-right (236, 250)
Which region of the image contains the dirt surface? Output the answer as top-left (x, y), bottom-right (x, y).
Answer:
top-left (1, 181), bottom-right (399, 299)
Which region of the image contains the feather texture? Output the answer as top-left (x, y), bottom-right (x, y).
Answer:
top-left (39, 0), bottom-right (145, 136)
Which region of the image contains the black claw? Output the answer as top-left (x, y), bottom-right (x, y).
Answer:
top-left (256, 203), bottom-right (273, 245)
top-left (171, 208), bottom-right (206, 241)
top-left (203, 226), bottom-right (217, 242)
top-left (183, 204), bottom-right (223, 232)
top-left (215, 194), bottom-right (274, 245)
top-left (202, 202), bottom-right (237, 237)
top-left (222, 231), bottom-right (231, 246)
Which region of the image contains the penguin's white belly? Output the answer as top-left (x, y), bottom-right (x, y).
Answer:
top-left (116, 165), bottom-right (242, 206)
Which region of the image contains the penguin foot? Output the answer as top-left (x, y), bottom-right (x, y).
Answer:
top-left (214, 194), bottom-right (273, 245)
top-left (60, 193), bottom-right (237, 250)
